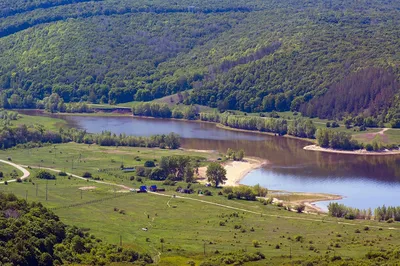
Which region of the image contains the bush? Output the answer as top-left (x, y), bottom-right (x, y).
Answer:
top-left (137, 177), bottom-right (143, 183)
top-left (0, 172), bottom-right (3, 178)
top-left (365, 144), bottom-right (373, 151)
top-left (204, 190), bottom-right (212, 196)
top-left (144, 161), bottom-right (155, 167)
top-left (16, 178), bottom-right (22, 183)
top-left (36, 170), bottom-right (56, 180)
top-left (129, 176), bottom-right (135, 181)
top-left (252, 240), bottom-right (260, 247)
top-left (295, 235), bottom-right (304, 242)
top-left (4, 181), bottom-right (7, 185)
top-left (331, 121), bottom-right (340, 128)
top-left (295, 204), bottom-right (306, 213)
top-left (58, 171), bottom-right (67, 176)
top-left (136, 166), bottom-right (146, 177)
top-left (82, 172), bottom-right (92, 178)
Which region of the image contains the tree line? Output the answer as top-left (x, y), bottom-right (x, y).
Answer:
top-left (0, 124), bottom-right (181, 150)
top-left (328, 202), bottom-right (400, 222)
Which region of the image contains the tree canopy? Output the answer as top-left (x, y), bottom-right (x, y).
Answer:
top-left (0, 0), bottom-right (400, 122)
top-left (206, 162), bottom-right (227, 187)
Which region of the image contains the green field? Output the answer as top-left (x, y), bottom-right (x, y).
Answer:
top-left (0, 162), bottom-right (23, 181)
top-left (1, 143), bottom-right (400, 265)
top-left (14, 112), bottom-right (68, 131)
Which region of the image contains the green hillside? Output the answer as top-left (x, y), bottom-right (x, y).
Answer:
top-left (0, 0), bottom-right (400, 122)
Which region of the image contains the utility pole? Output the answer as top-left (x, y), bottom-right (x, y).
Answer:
top-left (46, 180), bottom-right (48, 201)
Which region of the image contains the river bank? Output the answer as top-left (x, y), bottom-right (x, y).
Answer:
top-left (304, 144), bottom-right (400, 156)
top-left (196, 156), bottom-right (340, 213)
top-left (269, 191), bottom-right (343, 213)
top-left (197, 157), bottom-right (268, 187)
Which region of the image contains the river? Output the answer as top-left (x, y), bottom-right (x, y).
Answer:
top-left (20, 111), bottom-right (400, 210)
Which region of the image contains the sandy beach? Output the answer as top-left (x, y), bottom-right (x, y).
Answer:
top-left (304, 144), bottom-right (400, 156)
top-left (197, 157), bottom-right (268, 187)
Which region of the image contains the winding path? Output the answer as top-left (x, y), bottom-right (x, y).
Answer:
top-left (2, 162), bottom-right (399, 232)
top-left (0, 159), bottom-right (30, 184)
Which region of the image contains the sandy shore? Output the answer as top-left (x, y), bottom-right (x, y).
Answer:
top-left (197, 157), bottom-right (268, 187)
top-left (304, 145), bottom-right (400, 156)
top-left (269, 191), bottom-right (343, 213)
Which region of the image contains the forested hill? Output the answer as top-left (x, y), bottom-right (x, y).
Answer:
top-left (1, 0), bottom-right (400, 121)
top-left (0, 192), bottom-right (152, 265)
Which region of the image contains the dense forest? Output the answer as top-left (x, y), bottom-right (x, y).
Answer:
top-left (0, 0), bottom-right (400, 123)
top-left (0, 192), bottom-right (152, 265)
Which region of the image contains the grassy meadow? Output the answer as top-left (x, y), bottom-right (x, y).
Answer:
top-left (1, 143), bottom-right (400, 265)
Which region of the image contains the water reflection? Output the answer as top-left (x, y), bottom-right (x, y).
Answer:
top-left (19, 110), bottom-right (400, 208)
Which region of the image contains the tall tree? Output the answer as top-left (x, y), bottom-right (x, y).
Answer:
top-left (206, 162), bottom-right (227, 187)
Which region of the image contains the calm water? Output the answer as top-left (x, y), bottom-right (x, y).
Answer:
top-left (20, 110), bottom-right (400, 209)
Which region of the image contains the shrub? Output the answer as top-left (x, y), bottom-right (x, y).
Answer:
top-left (16, 178), bottom-right (22, 183)
top-left (137, 177), bottom-right (143, 183)
top-left (136, 167), bottom-right (146, 177)
top-left (219, 221), bottom-right (225, 226)
top-left (58, 171), bottom-right (67, 176)
top-left (36, 170), bottom-right (56, 180)
top-left (82, 172), bottom-right (92, 178)
top-left (275, 244), bottom-right (280, 249)
top-left (252, 240), bottom-right (260, 247)
top-left (0, 172), bottom-right (3, 178)
top-left (129, 176), bottom-right (135, 181)
top-left (364, 226), bottom-right (370, 231)
top-left (204, 190), bottom-right (212, 196)
top-left (331, 121), bottom-right (339, 128)
top-left (144, 161), bottom-right (155, 167)
top-left (295, 235), bottom-right (304, 242)
top-left (295, 204), bottom-right (306, 213)
top-left (4, 181), bottom-right (8, 185)
top-left (365, 144), bottom-right (373, 151)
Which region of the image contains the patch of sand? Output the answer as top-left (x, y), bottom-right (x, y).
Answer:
top-left (304, 145), bottom-right (400, 156)
top-left (79, 186), bottom-right (96, 190)
top-left (197, 157), bottom-right (268, 187)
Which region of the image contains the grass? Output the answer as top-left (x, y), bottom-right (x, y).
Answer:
top-left (14, 113), bottom-right (67, 131)
top-left (0, 143), bottom-right (214, 186)
top-left (384, 129), bottom-right (400, 144)
top-left (0, 161), bottom-right (23, 181)
top-left (1, 143), bottom-right (400, 264)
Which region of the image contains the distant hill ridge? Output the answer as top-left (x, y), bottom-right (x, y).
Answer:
top-left (0, 0), bottom-right (400, 122)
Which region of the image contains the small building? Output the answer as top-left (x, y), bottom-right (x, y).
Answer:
top-left (122, 167), bottom-right (135, 172)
